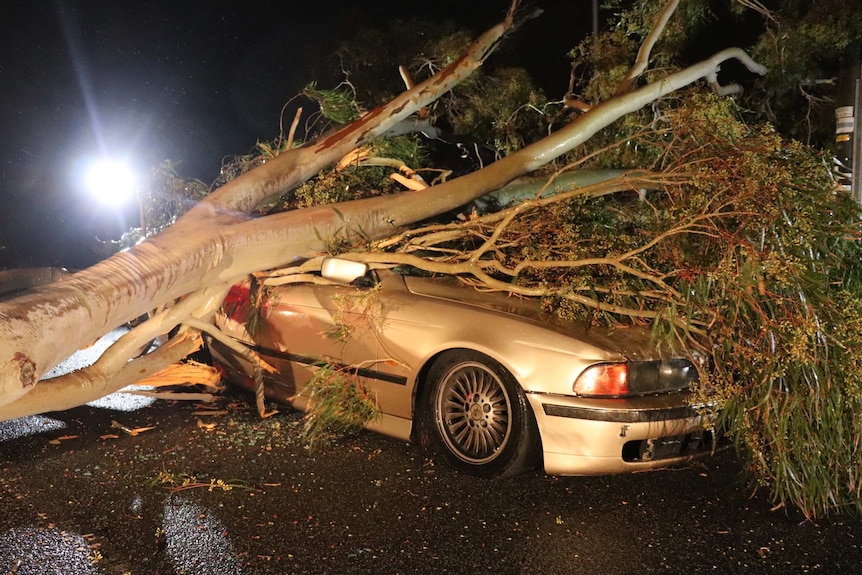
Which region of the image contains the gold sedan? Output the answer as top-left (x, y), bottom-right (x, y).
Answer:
top-left (207, 257), bottom-right (716, 478)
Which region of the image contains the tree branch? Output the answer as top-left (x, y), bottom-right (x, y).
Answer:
top-left (0, 17), bottom-right (765, 414)
top-left (0, 331), bottom-right (200, 421)
top-left (187, 11), bottom-right (517, 217)
top-left (0, 13), bottom-right (520, 409)
top-left (616, 0), bottom-right (681, 95)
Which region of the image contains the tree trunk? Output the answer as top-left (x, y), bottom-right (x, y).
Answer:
top-left (0, 3), bottom-right (766, 420)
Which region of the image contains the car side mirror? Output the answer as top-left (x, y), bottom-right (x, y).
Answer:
top-left (320, 257), bottom-right (371, 285)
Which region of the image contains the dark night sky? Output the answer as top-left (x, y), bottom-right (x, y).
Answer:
top-left (0, 1), bottom-right (587, 268)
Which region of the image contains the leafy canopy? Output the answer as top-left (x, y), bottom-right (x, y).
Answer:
top-left (149, 0), bottom-right (862, 518)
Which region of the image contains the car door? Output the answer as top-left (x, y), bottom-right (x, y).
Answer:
top-left (263, 279), bottom-right (384, 406)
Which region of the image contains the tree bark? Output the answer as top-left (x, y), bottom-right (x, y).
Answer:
top-left (0, 11), bottom-right (515, 412)
top-left (0, 5), bottom-right (766, 420)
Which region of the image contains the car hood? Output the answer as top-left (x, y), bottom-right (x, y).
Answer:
top-left (401, 274), bottom-right (683, 361)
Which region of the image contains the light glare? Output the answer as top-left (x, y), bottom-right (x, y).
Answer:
top-left (83, 158), bottom-right (137, 206)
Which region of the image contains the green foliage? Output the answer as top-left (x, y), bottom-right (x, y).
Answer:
top-left (303, 82), bottom-right (363, 125)
top-left (325, 283), bottom-right (384, 341)
top-left (571, 0), bottom-right (862, 148)
top-left (330, 17), bottom-right (550, 155)
top-left (299, 363), bottom-right (379, 452)
top-left (142, 161), bottom-right (210, 231)
top-left (527, 94), bottom-right (862, 517)
top-left (569, 28), bottom-right (638, 103)
top-left (298, 2), bottom-right (862, 516)
top-left (368, 88), bottom-right (862, 516)
top-left (568, 0), bottom-right (713, 103)
top-left (190, 0), bottom-right (862, 516)
top-left (747, 0), bottom-right (862, 144)
top-left (447, 67), bottom-right (551, 156)
top-left (292, 135), bottom-right (429, 209)
top-left (301, 285), bottom-right (383, 450)
top-left (675, 118), bottom-right (862, 517)
top-left (332, 20), bottom-right (474, 107)
top-left (556, 9), bottom-right (862, 517)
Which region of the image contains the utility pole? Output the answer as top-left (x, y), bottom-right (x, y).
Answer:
top-left (835, 49), bottom-right (862, 202)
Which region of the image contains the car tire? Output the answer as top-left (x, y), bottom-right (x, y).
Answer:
top-left (422, 350), bottom-right (541, 478)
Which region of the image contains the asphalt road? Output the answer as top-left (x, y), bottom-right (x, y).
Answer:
top-left (1, 382), bottom-right (861, 575)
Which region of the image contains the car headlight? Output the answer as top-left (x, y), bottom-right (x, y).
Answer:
top-left (573, 363), bottom-right (629, 397)
top-left (573, 359), bottom-right (698, 398)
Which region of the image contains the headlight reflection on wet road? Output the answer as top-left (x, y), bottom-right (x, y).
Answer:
top-left (162, 497), bottom-right (246, 574)
top-left (0, 528), bottom-right (100, 575)
top-left (1, 327), bottom-right (248, 573)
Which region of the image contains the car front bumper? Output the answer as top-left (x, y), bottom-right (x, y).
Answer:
top-left (526, 391), bottom-right (718, 475)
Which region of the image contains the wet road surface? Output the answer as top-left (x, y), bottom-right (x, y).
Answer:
top-left (1, 386), bottom-right (860, 575)
top-left (1, 334), bottom-right (860, 574)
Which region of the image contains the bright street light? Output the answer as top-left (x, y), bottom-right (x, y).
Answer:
top-left (82, 157), bottom-right (138, 207)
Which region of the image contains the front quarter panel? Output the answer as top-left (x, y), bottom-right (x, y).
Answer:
top-left (375, 273), bottom-right (627, 398)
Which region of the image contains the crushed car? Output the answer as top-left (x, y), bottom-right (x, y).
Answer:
top-left (206, 256), bottom-right (718, 478)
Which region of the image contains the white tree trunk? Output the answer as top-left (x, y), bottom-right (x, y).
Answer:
top-left (0, 3), bottom-right (766, 420)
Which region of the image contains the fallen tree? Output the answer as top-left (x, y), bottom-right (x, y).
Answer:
top-left (0, 0), bottom-right (766, 419)
top-left (2, 0), bottom-right (860, 518)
